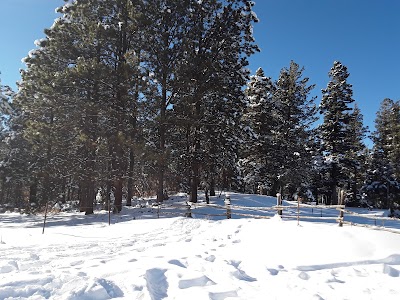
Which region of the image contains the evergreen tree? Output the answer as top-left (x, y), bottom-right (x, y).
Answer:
top-left (239, 67), bottom-right (276, 194)
top-left (363, 98), bottom-right (400, 210)
top-left (318, 61), bottom-right (356, 204)
top-left (173, 0), bottom-right (259, 202)
top-left (272, 61), bottom-right (317, 198)
top-left (139, 0), bottom-right (190, 202)
top-left (0, 75), bottom-right (14, 207)
top-left (344, 104), bottom-right (368, 203)
top-left (0, 75), bottom-right (12, 123)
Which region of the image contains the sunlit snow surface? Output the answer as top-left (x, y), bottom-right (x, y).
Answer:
top-left (1, 193), bottom-right (400, 299)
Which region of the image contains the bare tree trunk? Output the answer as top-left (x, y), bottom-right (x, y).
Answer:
top-left (127, 148), bottom-right (134, 206)
top-left (190, 160), bottom-right (199, 203)
top-left (190, 99), bottom-right (201, 203)
top-left (157, 76), bottom-right (167, 203)
top-left (114, 178), bottom-right (123, 212)
top-left (29, 179), bottom-right (38, 206)
top-left (210, 176), bottom-right (216, 197)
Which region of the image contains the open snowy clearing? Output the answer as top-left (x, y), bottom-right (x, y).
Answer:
top-left (1, 193), bottom-right (400, 300)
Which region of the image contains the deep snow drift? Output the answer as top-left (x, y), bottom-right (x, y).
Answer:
top-left (1, 193), bottom-right (400, 299)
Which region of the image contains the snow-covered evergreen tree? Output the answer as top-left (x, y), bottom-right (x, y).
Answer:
top-left (344, 104), bottom-right (368, 203)
top-left (0, 75), bottom-right (14, 207)
top-left (272, 61), bottom-right (317, 198)
top-left (318, 61), bottom-right (356, 204)
top-left (239, 67), bottom-right (276, 194)
top-left (171, 0), bottom-right (259, 202)
top-left (363, 98), bottom-right (400, 210)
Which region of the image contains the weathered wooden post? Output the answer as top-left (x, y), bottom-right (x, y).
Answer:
top-left (225, 193), bottom-right (231, 219)
top-left (185, 201), bottom-right (192, 218)
top-left (276, 193), bottom-right (282, 216)
top-left (338, 189), bottom-right (345, 227)
top-left (297, 195), bottom-right (300, 226)
top-left (109, 191), bottom-right (114, 225)
top-left (42, 200), bottom-right (49, 234)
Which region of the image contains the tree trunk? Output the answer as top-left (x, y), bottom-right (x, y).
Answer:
top-left (81, 180), bottom-right (94, 215)
top-left (157, 76), bottom-right (167, 203)
top-left (205, 188), bottom-right (210, 204)
top-left (29, 179), bottom-right (38, 206)
top-left (190, 159), bottom-right (199, 203)
top-left (127, 148), bottom-right (134, 206)
top-left (210, 176), bottom-right (216, 197)
top-left (331, 184), bottom-right (338, 205)
top-left (190, 99), bottom-right (201, 203)
top-left (112, 137), bottom-right (124, 213)
top-left (0, 177), bottom-right (4, 205)
top-left (114, 178), bottom-right (123, 212)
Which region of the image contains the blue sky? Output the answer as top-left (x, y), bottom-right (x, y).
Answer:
top-left (1, 0), bottom-right (399, 144)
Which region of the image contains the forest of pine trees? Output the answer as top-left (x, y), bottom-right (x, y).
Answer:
top-left (0, 0), bottom-right (399, 215)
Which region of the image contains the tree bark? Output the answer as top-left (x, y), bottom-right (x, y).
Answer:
top-left (29, 179), bottom-right (38, 206)
top-left (157, 75), bottom-right (167, 203)
top-left (210, 175), bottom-right (216, 196)
top-left (114, 177), bottom-right (123, 212)
top-left (190, 101), bottom-right (201, 203)
top-left (127, 148), bottom-right (134, 206)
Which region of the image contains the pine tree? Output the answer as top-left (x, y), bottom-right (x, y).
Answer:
top-left (318, 61), bottom-right (356, 204)
top-left (344, 104), bottom-right (368, 203)
top-left (173, 0), bottom-right (259, 202)
top-left (0, 75), bottom-right (14, 207)
top-left (239, 67), bottom-right (276, 194)
top-left (272, 61), bottom-right (317, 198)
top-left (138, 0), bottom-right (190, 202)
top-left (363, 98), bottom-right (400, 210)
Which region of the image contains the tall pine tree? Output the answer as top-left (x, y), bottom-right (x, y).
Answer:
top-left (319, 61), bottom-right (356, 204)
top-left (272, 61), bottom-right (317, 198)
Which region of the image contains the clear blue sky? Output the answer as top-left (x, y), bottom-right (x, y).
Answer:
top-left (1, 0), bottom-right (399, 143)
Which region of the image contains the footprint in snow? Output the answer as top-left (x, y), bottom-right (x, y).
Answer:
top-left (227, 260), bottom-right (241, 268)
top-left (235, 225), bottom-right (242, 234)
top-left (267, 268), bottom-right (279, 276)
top-left (0, 261), bottom-right (19, 273)
top-left (209, 290), bottom-right (238, 300)
top-left (383, 264), bottom-right (399, 277)
top-left (168, 259), bottom-right (186, 268)
top-left (298, 271), bottom-right (310, 280)
top-left (96, 278), bottom-right (124, 298)
top-left (70, 260), bottom-right (84, 267)
top-left (145, 268), bottom-right (169, 299)
top-left (178, 275), bottom-right (215, 289)
top-left (205, 255), bottom-right (216, 262)
top-left (232, 269), bottom-right (257, 282)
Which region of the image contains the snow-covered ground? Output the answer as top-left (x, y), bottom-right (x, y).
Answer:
top-left (1, 193), bottom-right (400, 299)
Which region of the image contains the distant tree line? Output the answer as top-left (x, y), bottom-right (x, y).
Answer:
top-left (0, 0), bottom-right (399, 214)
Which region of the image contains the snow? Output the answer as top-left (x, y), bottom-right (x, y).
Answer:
top-left (1, 193), bottom-right (400, 299)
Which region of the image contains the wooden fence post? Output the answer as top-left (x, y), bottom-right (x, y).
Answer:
top-left (297, 195), bottom-right (300, 226)
top-left (338, 189), bottom-right (344, 227)
top-left (185, 202), bottom-right (192, 218)
top-left (225, 194), bottom-right (231, 219)
top-left (42, 200), bottom-right (49, 234)
top-left (276, 193), bottom-right (282, 216)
